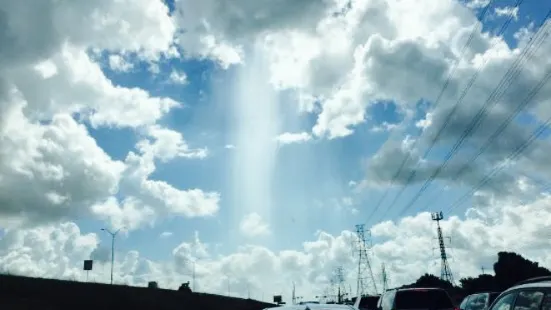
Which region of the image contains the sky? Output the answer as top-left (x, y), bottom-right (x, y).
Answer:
top-left (0, 0), bottom-right (551, 304)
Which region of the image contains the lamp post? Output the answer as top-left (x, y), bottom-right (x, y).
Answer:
top-left (191, 260), bottom-right (196, 292)
top-left (101, 227), bottom-right (123, 285)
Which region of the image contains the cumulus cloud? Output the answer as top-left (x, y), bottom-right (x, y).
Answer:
top-left (108, 54), bottom-right (134, 72)
top-left (0, 0), bottom-right (219, 232)
top-left (239, 213), bottom-right (271, 237)
top-left (168, 70), bottom-right (188, 85)
top-left (0, 112), bottom-right (125, 228)
top-left (494, 6), bottom-right (519, 21)
top-left (276, 132), bottom-right (312, 145)
top-left (360, 14), bottom-right (551, 201)
top-left (2, 194), bottom-right (551, 299)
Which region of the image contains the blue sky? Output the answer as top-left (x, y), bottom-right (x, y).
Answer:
top-left (75, 0), bottom-right (548, 261)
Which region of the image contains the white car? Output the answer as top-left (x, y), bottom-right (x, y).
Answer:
top-left (485, 276), bottom-right (551, 310)
top-left (264, 296), bottom-right (362, 310)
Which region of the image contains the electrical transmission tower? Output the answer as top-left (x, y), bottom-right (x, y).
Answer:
top-left (381, 263), bottom-right (389, 291)
top-left (431, 211), bottom-right (454, 284)
top-left (355, 224), bottom-right (378, 297)
top-left (332, 266), bottom-right (347, 303)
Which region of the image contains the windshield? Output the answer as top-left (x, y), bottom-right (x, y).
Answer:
top-left (489, 293), bottom-right (500, 306)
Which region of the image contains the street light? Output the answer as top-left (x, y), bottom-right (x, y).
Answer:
top-left (189, 259), bottom-right (196, 292)
top-left (101, 227), bottom-right (124, 285)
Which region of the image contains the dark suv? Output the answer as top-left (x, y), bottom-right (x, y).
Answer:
top-left (377, 288), bottom-right (457, 310)
top-left (459, 292), bottom-right (500, 310)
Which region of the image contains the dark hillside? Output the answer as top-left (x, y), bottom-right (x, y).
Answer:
top-left (0, 274), bottom-right (275, 310)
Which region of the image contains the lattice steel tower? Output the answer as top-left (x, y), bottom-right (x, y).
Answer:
top-left (355, 224), bottom-right (378, 297)
top-left (431, 211), bottom-right (454, 284)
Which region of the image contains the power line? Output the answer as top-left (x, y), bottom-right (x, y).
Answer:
top-left (447, 92), bottom-right (551, 213)
top-left (364, 0), bottom-right (496, 226)
top-left (381, 0), bottom-right (524, 224)
top-left (397, 9), bottom-right (551, 217)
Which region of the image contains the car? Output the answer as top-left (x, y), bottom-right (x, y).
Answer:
top-left (358, 295), bottom-right (381, 310)
top-left (263, 295), bottom-right (363, 310)
top-left (263, 304), bottom-right (358, 310)
top-left (486, 276), bottom-right (551, 310)
top-left (459, 292), bottom-right (500, 310)
top-left (376, 287), bottom-right (457, 310)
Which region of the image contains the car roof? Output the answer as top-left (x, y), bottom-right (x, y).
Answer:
top-left (504, 281), bottom-right (551, 293)
top-left (391, 287), bottom-right (446, 292)
top-left (468, 292), bottom-right (500, 296)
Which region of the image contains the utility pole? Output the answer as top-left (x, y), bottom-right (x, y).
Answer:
top-left (431, 212), bottom-right (454, 284)
top-left (292, 282), bottom-right (296, 304)
top-left (192, 260), bottom-right (196, 291)
top-left (382, 263), bottom-right (389, 291)
top-left (101, 227), bottom-right (123, 285)
top-left (227, 275), bottom-right (231, 296)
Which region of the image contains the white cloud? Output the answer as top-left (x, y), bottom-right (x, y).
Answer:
top-left (0, 111), bottom-right (125, 228)
top-left (465, 0), bottom-right (491, 9)
top-left (137, 125), bottom-right (208, 162)
top-left (108, 54), bottom-right (134, 72)
top-left (276, 132), bottom-right (312, 145)
top-left (160, 231), bottom-right (173, 238)
top-left (169, 70), bottom-right (188, 85)
top-left (239, 213), bottom-right (271, 237)
top-left (171, 0), bottom-right (341, 68)
top-left (0, 223), bottom-right (98, 279)
top-left (494, 6), bottom-right (519, 21)
top-left (0, 0), bottom-right (219, 232)
top-left (2, 194), bottom-right (551, 299)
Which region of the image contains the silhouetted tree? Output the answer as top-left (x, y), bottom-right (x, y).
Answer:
top-left (460, 274), bottom-right (497, 295)
top-left (178, 281), bottom-right (192, 294)
top-left (404, 273), bottom-right (456, 290)
top-left (493, 252), bottom-right (551, 291)
top-left (456, 251), bottom-right (551, 297)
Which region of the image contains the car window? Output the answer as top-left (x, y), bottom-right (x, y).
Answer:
top-left (490, 292), bottom-right (517, 310)
top-left (381, 291), bottom-right (396, 310)
top-left (480, 294), bottom-right (490, 308)
top-left (489, 294), bottom-right (500, 307)
top-left (513, 291), bottom-right (544, 310)
top-left (395, 290), bottom-right (454, 309)
top-left (471, 295), bottom-right (487, 310)
top-left (541, 293), bottom-right (551, 310)
top-left (461, 296), bottom-right (472, 310)
top-left (361, 296), bottom-right (380, 310)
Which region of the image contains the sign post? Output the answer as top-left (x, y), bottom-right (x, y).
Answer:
top-left (83, 260), bottom-right (93, 282)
